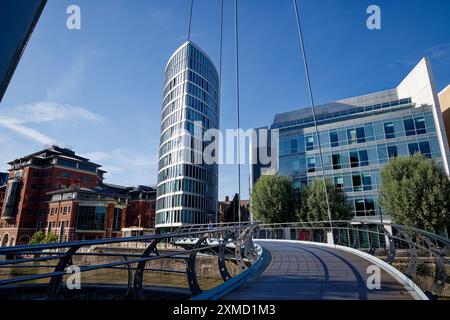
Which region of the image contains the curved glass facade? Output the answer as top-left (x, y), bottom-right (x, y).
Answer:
top-left (156, 41), bottom-right (219, 229)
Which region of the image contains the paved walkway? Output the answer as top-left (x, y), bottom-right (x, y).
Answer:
top-left (222, 241), bottom-right (415, 300)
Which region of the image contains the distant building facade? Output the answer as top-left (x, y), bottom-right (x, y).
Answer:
top-left (218, 195), bottom-right (250, 223)
top-left (251, 58), bottom-right (450, 222)
top-left (156, 41), bottom-right (220, 231)
top-left (126, 186), bottom-right (157, 229)
top-left (46, 185), bottom-right (128, 241)
top-left (0, 146), bottom-right (156, 246)
top-left (0, 173), bottom-right (7, 232)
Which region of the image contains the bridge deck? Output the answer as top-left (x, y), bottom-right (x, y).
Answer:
top-left (222, 241), bottom-right (415, 300)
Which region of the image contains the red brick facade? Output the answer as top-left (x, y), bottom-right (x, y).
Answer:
top-left (126, 187), bottom-right (156, 229)
top-left (0, 146), bottom-right (156, 246)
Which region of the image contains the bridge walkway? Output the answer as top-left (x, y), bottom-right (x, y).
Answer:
top-left (222, 241), bottom-right (415, 300)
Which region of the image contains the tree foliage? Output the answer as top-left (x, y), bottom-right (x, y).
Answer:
top-left (29, 231), bottom-right (59, 244)
top-left (379, 154), bottom-right (450, 231)
top-left (251, 175), bottom-right (296, 223)
top-left (298, 178), bottom-right (353, 222)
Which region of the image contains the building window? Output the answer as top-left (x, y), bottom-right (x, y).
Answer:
top-left (350, 150), bottom-right (368, 167)
top-left (414, 117), bottom-right (426, 134)
top-left (347, 127), bottom-right (365, 144)
top-left (365, 198), bottom-right (375, 216)
top-left (419, 141), bottom-right (431, 158)
top-left (352, 174), bottom-right (363, 192)
top-left (354, 199), bottom-right (365, 216)
top-left (113, 208), bottom-right (121, 231)
top-left (408, 142), bottom-right (420, 155)
top-left (384, 122), bottom-right (395, 139)
top-left (347, 129), bottom-right (357, 144)
top-left (359, 150), bottom-right (369, 166)
top-left (305, 135), bottom-right (314, 151)
top-left (404, 119), bottom-right (415, 136)
top-left (307, 157), bottom-right (316, 173)
top-left (387, 145), bottom-right (398, 159)
top-left (362, 174), bottom-right (372, 191)
top-left (334, 176), bottom-right (344, 189)
top-left (351, 173), bottom-right (372, 192)
top-left (355, 196), bottom-right (376, 216)
top-left (350, 151), bottom-right (359, 168)
top-left (290, 138), bottom-right (298, 154)
top-left (356, 127), bottom-right (365, 143)
top-left (332, 154), bottom-right (341, 170)
top-left (330, 131), bottom-right (339, 147)
top-left (76, 206), bottom-right (106, 230)
top-left (404, 117), bottom-right (427, 136)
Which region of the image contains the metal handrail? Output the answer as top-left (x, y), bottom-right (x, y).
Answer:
top-left (0, 222), bottom-right (252, 255)
top-left (0, 222), bottom-right (260, 300)
top-left (255, 220), bottom-right (449, 296)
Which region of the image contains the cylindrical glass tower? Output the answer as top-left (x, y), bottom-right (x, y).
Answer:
top-left (156, 41), bottom-right (219, 231)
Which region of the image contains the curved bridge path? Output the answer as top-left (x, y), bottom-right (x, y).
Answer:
top-left (222, 240), bottom-right (417, 300)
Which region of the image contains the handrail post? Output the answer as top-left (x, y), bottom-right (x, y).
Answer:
top-left (47, 245), bottom-right (82, 300)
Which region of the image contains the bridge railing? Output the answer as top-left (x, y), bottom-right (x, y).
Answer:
top-left (255, 220), bottom-right (449, 297)
top-left (0, 222), bottom-right (260, 300)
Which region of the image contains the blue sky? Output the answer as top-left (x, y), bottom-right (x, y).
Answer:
top-left (1, 0), bottom-right (449, 200)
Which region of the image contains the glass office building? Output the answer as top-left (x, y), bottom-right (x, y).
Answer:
top-left (251, 58), bottom-right (450, 222)
top-left (156, 41), bottom-right (219, 230)
top-left (0, 0), bottom-right (47, 102)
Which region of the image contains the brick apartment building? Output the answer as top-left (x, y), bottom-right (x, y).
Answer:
top-left (218, 195), bottom-right (250, 223)
top-left (126, 186), bottom-right (157, 228)
top-left (0, 146), bottom-right (156, 246)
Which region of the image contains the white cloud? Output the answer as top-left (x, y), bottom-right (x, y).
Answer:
top-left (0, 118), bottom-right (54, 145)
top-left (81, 148), bottom-right (159, 186)
top-left (425, 43), bottom-right (450, 61)
top-left (0, 101), bottom-right (103, 124)
top-left (403, 43), bottom-right (450, 67)
top-left (46, 56), bottom-right (86, 101)
top-left (0, 101), bottom-right (103, 144)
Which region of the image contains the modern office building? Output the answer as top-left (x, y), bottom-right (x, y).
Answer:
top-left (156, 41), bottom-right (220, 230)
top-left (0, 0), bottom-right (47, 102)
top-left (439, 84), bottom-right (450, 147)
top-left (251, 58), bottom-right (450, 222)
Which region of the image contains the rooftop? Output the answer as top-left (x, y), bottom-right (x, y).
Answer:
top-left (7, 145), bottom-right (101, 168)
top-left (272, 57), bottom-right (435, 130)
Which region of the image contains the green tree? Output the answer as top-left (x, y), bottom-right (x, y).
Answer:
top-left (251, 175), bottom-right (296, 223)
top-left (44, 232), bottom-right (58, 244)
top-left (29, 231), bottom-right (59, 244)
top-left (379, 154), bottom-right (450, 231)
top-left (298, 178), bottom-right (352, 222)
top-left (29, 231), bottom-right (45, 244)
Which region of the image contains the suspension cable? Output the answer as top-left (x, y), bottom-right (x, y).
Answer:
top-left (234, 0), bottom-right (242, 225)
top-left (292, 0), bottom-right (334, 237)
top-left (218, 0), bottom-right (224, 224)
top-left (187, 0), bottom-right (194, 41)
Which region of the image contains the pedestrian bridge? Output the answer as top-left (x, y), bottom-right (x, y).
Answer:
top-left (221, 240), bottom-right (420, 300)
top-left (0, 221), bottom-right (448, 300)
